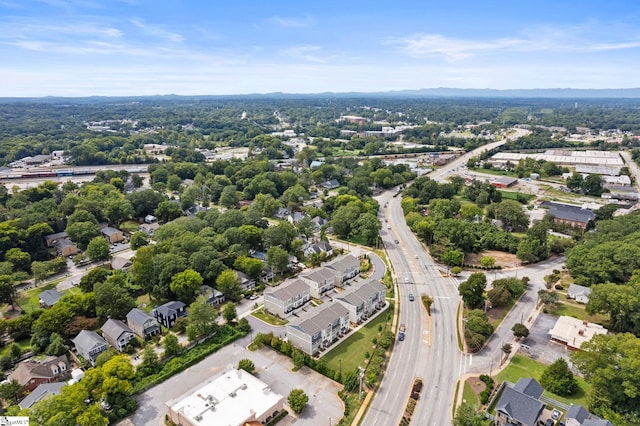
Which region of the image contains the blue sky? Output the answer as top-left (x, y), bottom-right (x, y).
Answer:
top-left (1, 0), bottom-right (639, 96)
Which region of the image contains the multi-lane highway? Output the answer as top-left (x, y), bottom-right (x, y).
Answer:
top-left (363, 128), bottom-right (532, 425)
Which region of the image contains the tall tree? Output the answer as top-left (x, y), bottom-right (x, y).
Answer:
top-left (459, 272), bottom-right (487, 309)
top-left (86, 237), bottom-right (111, 262)
top-left (170, 269), bottom-right (203, 305)
top-left (540, 358), bottom-right (578, 396)
top-left (216, 269), bottom-right (242, 301)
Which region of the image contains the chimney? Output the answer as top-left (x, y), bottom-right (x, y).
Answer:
top-left (578, 329), bottom-right (585, 336)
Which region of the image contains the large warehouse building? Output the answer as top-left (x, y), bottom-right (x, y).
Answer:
top-left (489, 150), bottom-right (624, 168)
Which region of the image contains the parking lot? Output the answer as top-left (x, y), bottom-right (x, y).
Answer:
top-left (520, 313), bottom-right (573, 368)
top-left (127, 343), bottom-right (344, 426)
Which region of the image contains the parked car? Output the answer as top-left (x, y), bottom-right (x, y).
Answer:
top-left (552, 409), bottom-right (561, 420)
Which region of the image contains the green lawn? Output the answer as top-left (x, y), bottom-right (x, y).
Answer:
top-left (322, 307), bottom-right (391, 375)
top-left (462, 381), bottom-right (479, 407)
top-left (547, 300), bottom-right (607, 325)
top-left (120, 220), bottom-right (140, 234)
top-left (496, 354), bottom-right (591, 407)
top-left (16, 280), bottom-right (62, 313)
top-left (251, 309), bottom-right (288, 326)
top-left (498, 190), bottom-right (536, 203)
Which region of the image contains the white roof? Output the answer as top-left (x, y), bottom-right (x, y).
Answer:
top-left (167, 367), bottom-right (283, 426)
top-left (549, 316), bottom-right (607, 350)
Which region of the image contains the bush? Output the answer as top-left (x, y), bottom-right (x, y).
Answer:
top-left (238, 358), bottom-right (255, 373)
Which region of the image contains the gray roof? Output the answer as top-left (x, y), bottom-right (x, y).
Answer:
top-left (45, 231), bottom-right (68, 242)
top-left (301, 267), bottom-right (339, 284)
top-left (566, 405), bottom-right (590, 423)
top-left (288, 212), bottom-right (306, 223)
top-left (155, 301), bottom-right (186, 316)
top-left (325, 254), bottom-right (360, 274)
top-left (126, 308), bottom-right (155, 327)
top-left (512, 377), bottom-right (544, 399)
top-left (337, 280), bottom-right (386, 307)
top-left (101, 319), bottom-right (134, 341)
top-left (19, 382), bottom-right (66, 409)
top-left (266, 279), bottom-right (310, 301)
top-left (583, 420), bottom-right (614, 426)
top-left (290, 302), bottom-right (349, 336)
top-left (53, 239), bottom-right (75, 248)
top-left (72, 330), bottom-right (107, 352)
top-left (495, 383), bottom-right (545, 426)
top-left (39, 289), bottom-right (64, 306)
top-left (568, 284), bottom-right (591, 296)
top-left (101, 226), bottom-right (122, 236)
top-left (549, 204), bottom-right (596, 223)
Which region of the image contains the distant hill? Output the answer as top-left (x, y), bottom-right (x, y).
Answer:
top-left (2, 87), bottom-right (640, 103)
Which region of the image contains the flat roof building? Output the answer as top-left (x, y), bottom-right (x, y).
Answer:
top-left (166, 367), bottom-right (284, 426)
top-left (549, 316), bottom-right (607, 350)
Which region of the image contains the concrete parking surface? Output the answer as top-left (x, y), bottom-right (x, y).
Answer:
top-left (520, 312), bottom-right (572, 366)
top-left (127, 343), bottom-right (343, 425)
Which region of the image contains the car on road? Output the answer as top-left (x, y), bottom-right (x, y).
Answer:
top-left (398, 324), bottom-right (406, 341)
top-left (414, 254), bottom-right (418, 259)
top-left (405, 277), bottom-right (409, 283)
top-left (409, 293), bottom-right (415, 301)
top-left (394, 240), bottom-right (399, 244)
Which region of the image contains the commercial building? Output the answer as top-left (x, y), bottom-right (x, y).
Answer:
top-left (166, 367), bottom-right (284, 426)
top-left (549, 316), bottom-right (607, 350)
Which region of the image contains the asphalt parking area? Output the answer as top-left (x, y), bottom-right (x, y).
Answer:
top-left (520, 313), bottom-right (572, 366)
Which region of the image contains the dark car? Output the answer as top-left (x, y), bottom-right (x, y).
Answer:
top-left (409, 293), bottom-right (415, 301)
top-left (544, 420), bottom-right (554, 426)
top-left (394, 240), bottom-right (399, 244)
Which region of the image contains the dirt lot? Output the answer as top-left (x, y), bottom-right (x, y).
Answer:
top-left (464, 250), bottom-right (520, 268)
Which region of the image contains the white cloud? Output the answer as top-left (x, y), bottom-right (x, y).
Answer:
top-left (267, 15), bottom-right (312, 28)
top-left (130, 18), bottom-right (185, 43)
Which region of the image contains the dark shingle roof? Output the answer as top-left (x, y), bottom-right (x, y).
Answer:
top-left (101, 319), bottom-right (134, 341)
top-left (495, 380), bottom-right (545, 426)
top-left (512, 377), bottom-right (544, 399)
top-left (39, 289), bottom-right (63, 306)
top-left (127, 308), bottom-right (155, 327)
top-left (566, 405), bottom-right (590, 423)
top-left (155, 301), bottom-right (186, 316)
top-left (19, 382), bottom-right (66, 409)
top-left (549, 204), bottom-right (596, 224)
top-left (266, 279), bottom-right (310, 301)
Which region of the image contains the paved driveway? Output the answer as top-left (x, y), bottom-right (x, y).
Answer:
top-left (126, 343), bottom-right (343, 425)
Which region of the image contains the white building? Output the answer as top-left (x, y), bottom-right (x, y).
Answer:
top-left (549, 316), bottom-right (607, 350)
top-left (166, 367), bottom-right (284, 426)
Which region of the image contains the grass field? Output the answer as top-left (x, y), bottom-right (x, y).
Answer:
top-left (251, 309), bottom-right (288, 326)
top-left (16, 279), bottom-right (65, 313)
top-left (495, 354), bottom-right (591, 407)
top-left (322, 306), bottom-right (391, 375)
top-left (462, 381), bottom-right (479, 407)
top-left (499, 190), bottom-right (536, 203)
top-left (547, 301), bottom-right (607, 325)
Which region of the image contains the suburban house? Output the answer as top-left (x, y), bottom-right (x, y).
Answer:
top-left (548, 203), bottom-right (596, 230)
top-left (299, 267), bottom-right (340, 298)
top-left (286, 212), bottom-right (306, 225)
top-left (166, 367), bottom-right (284, 426)
top-left (72, 330), bottom-right (108, 366)
top-left (312, 216), bottom-right (328, 230)
top-left (19, 382), bottom-right (66, 409)
top-left (235, 270), bottom-right (256, 291)
top-left (567, 284), bottom-right (592, 304)
top-left (101, 226), bottom-right (125, 243)
top-left (304, 240), bottom-right (333, 258)
top-left (44, 231), bottom-right (68, 247)
top-left (53, 238), bottom-right (78, 257)
top-left (200, 285), bottom-right (226, 306)
top-left (566, 405), bottom-right (614, 426)
top-left (325, 254), bottom-right (361, 284)
top-left (153, 301), bottom-right (187, 328)
top-left (287, 302), bottom-right (350, 355)
top-left (322, 179), bottom-right (340, 189)
top-left (9, 355), bottom-right (70, 392)
top-left (144, 214), bottom-right (158, 224)
top-left (126, 308), bottom-right (161, 340)
top-left (140, 222), bottom-right (160, 235)
top-left (101, 319), bottom-right (136, 352)
top-left (273, 207), bottom-right (291, 219)
top-left (335, 279), bottom-right (386, 324)
top-left (494, 378), bottom-right (545, 426)
top-left (111, 255), bottom-right (133, 271)
top-left (263, 278), bottom-right (311, 319)
top-left (549, 316), bottom-right (607, 351)
top-left (39, 289), bottom-right (64, 308)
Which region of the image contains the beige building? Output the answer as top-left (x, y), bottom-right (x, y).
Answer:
top-left (263, 278), bottom-right (311, 319)
top-left (549, 316), bottom-right (607, 350)
top-left (166, 367), bottom-right (284, 426)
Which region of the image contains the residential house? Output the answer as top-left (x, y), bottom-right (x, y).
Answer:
top-left (236, 270), bottom-right (256, 291)
top-left (39, 289), bottom-right (63, 308)
top-left (287, 302), bottom-right (350, 355)
top-left (53, 238), bottom-right (78, 257)
top-left (304, 240), bottom-right (333, 258)
top-left (287, 212), bottom-right (306, 225)
top-left (299, 267), bottom-right (340, 298)
top-left (566, 405), bottom-right (614, 426)
top-left (567, 284), bottom-right (591, 304)
top-left (19, 382), bottom-right (66, 409)
top-left (126, 308), bottom-right (161, 340)
top-left (273, 207), bottom-right (291, 219)
top-left (153, 301), bottom-right (187, 328)
top-left (44, 231), bottom-right (68, 247)
top-left (549, 316), bottom-right (607, 350)
top-left (311, 216), bottom-right (328, 230)
top-left (325, 254), bottom-right (361, 285)
top-left (335, 280), bottom-right (386, 324)
top-left (101, 319), bottom-right (136, 352)
top-left (200, 285), bottom-right (225, 306)
top-left (264, 279), bottom-right (311, 319)
top-left (9, 355), bottom-right (70, 392)
top-left (72, 330), bottom-right (108, 367)
top-left (549, 204), bottom-right (596, 230)
top-left (322, 179), bottom-right (340, 189)
top-left (494, 378), bottom-right (545, 426)
top-left (101, 226), bottom-right (125, 243)
top-left (140, 222), bottom-right (160, 235)
top-left (111, 255), bottom-right (132, 271)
